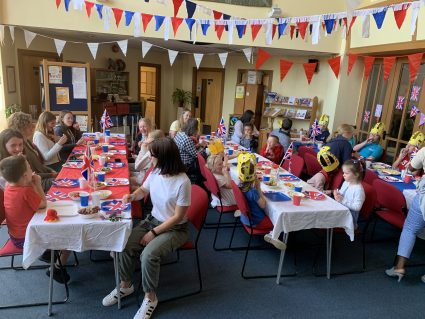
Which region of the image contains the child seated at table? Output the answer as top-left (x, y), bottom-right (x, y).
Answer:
top-left (259, 135), bottom-right (284, 165)
top-left (392, 131), bottom-right (425, 170)
top-left (307, 147), bottom-right (340, 193)
top-left (333, 159), bottom-right (365, 228)
top-left (206, 153), bottom-right (236, 207)
top-left (237, 153), bottom-right (286, 250)
top-left (239, 123), bottom-right (258, 152)
top-left (310, 115), bottom-right (330, 143)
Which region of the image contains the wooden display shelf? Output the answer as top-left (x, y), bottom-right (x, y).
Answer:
top-left (267, 103), bottom-right (313, 109)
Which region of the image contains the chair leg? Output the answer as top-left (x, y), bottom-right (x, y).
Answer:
top-left (90, 250), bottom-right (113, 263)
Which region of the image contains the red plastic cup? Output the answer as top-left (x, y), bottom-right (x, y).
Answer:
top-left (264, 167), bottom-right (272, 175)
top-left (404, 174), bottom-right (412, 183)
top-left (233, 145), bottom-right (238, 151)
top-left (293, 193), bottom-right (302, 206)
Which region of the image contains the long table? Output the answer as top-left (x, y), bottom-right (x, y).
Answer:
top-left (226, 142), bottom-right (354, 283)
top-left (22, 137), bottom-right (133, 315)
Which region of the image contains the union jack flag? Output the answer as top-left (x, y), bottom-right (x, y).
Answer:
top-left (411, 86), bottom-right (421, 102)
top-left (100, 109), bottom-right (113, 130)
top-left (101, 200), bottom-right (130, 212)
top-left (46, 191), bottom-right (69, 202)
top-left (81, 146), bottom-right (94, 181)
top-left (310, 119), bottom-right (321, 138)
top-left (396, 96), bottom-right (405, 110)
top-left (283, 142), bottom-right (293, 160)
top-left (363, 111), bottom-right (370, 123)
top-left (410, 105), bottom-right (420, 118)
top-left (216, 117), bottom-right (227, 137)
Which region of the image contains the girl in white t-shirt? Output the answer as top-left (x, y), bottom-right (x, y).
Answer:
top-left (206, 153), bottom-right (236, 207)
top-left (333, 159), bottom-right (365, 227)
top-left (103, 137), bottom-right (191, 319)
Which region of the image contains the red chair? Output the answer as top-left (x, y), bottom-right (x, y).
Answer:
top-left (298, 146), bottom-right (316, 159)
top-left (380, 149), bottom-right (387, 163)
top-left (372, 179), bottom-right (407, 230)
top-left (197, 153), bottom-right (207, 180)
top-left (281, 154), bottom-right (304, 178)
top-left (203, 166), bottom-right (239, 250)
top-left (328, 169), bottom-right (344, 191)
top-left (304, 152), bottom-right (322, 177)
top-left (363, 169), bottom-right (379, 185)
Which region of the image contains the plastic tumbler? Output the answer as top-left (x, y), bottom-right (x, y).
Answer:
top-left (99, 156), bottom-right (107, 167)
top-left (91, 191), bottom-right (101, 207)
top-left (404, 174), bottom-right (412, 183)
top-left (79, 177), bottom-right (88, 190)
top-left (102, 145), bottom-right (109, 153)
top-left (292, 192), bottom-right (303, 206)
top-left (97, 171), bottom-right (105, 182)
top-left (233, 145), bottom-right (238, 151)
top-left (264, 167), bottom-right (271, 175)
top-left (95, 132), bottom-right (101, 139)
top-left (90, 146), bottom-right (97, 154)
top-left (228, 149), bottom-right (234, 156)
top-left (263, 175), bottom-right (270, 183)
top-left (80, 191), bottom-right (89, 207)
top-left (294, 186), bottom-right (303, 192)
top-left (105, 129), bottom-right (111, 137)
top-left (94, 139), bottom-right (99, 145)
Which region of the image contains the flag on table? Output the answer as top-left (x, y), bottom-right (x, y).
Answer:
top-left (310, 119), bottom-right (321, 138)
top-left (81, 146), bottom-right (94, 181)
top-left (410, 105), bottom-right (420, 117)
top-left (395, 96), bottom-right (405, 110)
top-left (411, 85), bottom-right (420, 101)
top-left (283, 142), bottom-right (293, 160)
top-left (216, 117), bottom-right (227, 137)
top-left (100, 109), bottom-right (113, 129)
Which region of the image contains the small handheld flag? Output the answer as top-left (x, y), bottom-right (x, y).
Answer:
top-left (216, 117), bottom-right (227, 137)
top-left (283, 142), bottom-right (293, 160)
top-left (310, 119), bottom-right (321, 138)
top-left (100, 109), bottom-right (113, 130)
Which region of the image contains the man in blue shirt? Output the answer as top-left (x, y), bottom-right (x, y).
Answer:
top-left (353, 122), bottom-right (384, 161)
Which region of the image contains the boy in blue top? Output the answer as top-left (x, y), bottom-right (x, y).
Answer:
top-left (353, 122), bottom-right (384, 161)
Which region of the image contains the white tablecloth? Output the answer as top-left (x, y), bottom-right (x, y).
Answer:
top-left (22, 201), bottom-right (132, 269)
top-left (229, 155), bottom-right (354, 241)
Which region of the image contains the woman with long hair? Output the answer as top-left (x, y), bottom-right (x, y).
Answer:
top-left (169, 108), bottom-right (191, 138)
top-left (103, 137), bottom-right (191, 319)
top-left (33, 111), bottom-right (67, 172)
top-left (132, 117), bottom-right (153, 155)
top-left (54, 110), bottom-right (84, 161)
top-left (0, 129), bottom-right (26, 190)
top-left (231, 110), bottom-right (259, 144)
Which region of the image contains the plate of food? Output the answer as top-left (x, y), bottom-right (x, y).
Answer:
top-left (371, 162), bottom-right (391, 170)
top-left (68, 191), bottom-right (83, 201)
top-left (67, 155), bottom-right (83, 162)
top-left (46, 201), bottom-right (78, 216)
top-left (89, 182), bottom-right (107, 189)
top-left (94, 190), bottom-right (112, 200)
top-left (263, 179), bottom-right (278, 187)
top-left (279, 174), bottom-right (300, 182)
top-left (101, 200), bottom-right (130, 212)
top-left (381, 168), bottom-right (401, 175)
top-left (283, 182), bottom-right (295, 189)
top-left (287, 190), bottom-right (306, 199)
top-left (303, 191), bottom-right (326, 200)
top-left (97, 166), bottom-right (113, 173)
top-left (52, 179), bottom-right (79, 188)
top-left (378, 175), bottom-right (403, 183)
top-left (78, 206), bottom-right (100, 219)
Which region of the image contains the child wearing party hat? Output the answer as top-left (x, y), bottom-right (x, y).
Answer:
top-left (353, 122), bottom-right (385, 161)
top-left (393, 131), bottom-right (425, 170)
top-left (307, 146), bottom-right (340, 193)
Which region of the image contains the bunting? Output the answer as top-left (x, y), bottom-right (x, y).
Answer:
top-left (171, 17), bottom-right (184, 36)
top-left (8, 26), bottom-right (15, 44)
top-left (124, 11), bottom-right (134, 27)
top-left (168, 49), bottom-right (178, 66)
top-left (142, 14), bottom-right (153, 32)
top-left (64, 0), bottom-right (71, 11)
top-left (54, 39), bottom-right (66, 56)
top-left (87, 42), bottom-right (99, 59)
top-left (0, 26), bottom-right (4, 45)
top-left (111, 8), bottom-right (123, 27)
top-left (95, 3), bottom-right (103, 19)
top-left (117, 40), bottom-right (128, 56)
top-left (347, 54), bottom-right (358, 76)
top-left (363, 56), bottom-right (375, 79)
top-left (296, 21), bottom-right (309, 40)
top-left (303, 62), bottom-right (317, 84)
top-left (24, 30), bottom-right (37, 48)
top-left (186, 1), bottom-right (197, 19)
top-left (155, 15), bottom-right (165, 31)
top-left (383, 56), bottom-right (396, 81)
top-left (251, 23), bottom-right (262, 41)
top-left (327, 56), bottom-right (341, 79)
top-left (194, 53), bottom-right (203, 69)
top-left (185, 18), bottom-right (196, 39)
top-left (218, 52), bottom-right (228, 68)
top-left (242, 48), bottom-right (252, 64)
top-left (141, 41), bottom-right (152, 58)
top-left (56, 0), bottom-right (61, 9)
top-left (201, 21), bottom-right (210, 36)
top-left (408, 53), bottom-right (423, 82)
top-left (215, 23), bottom-right (225, 40)
top-left (255, 48), bottom-right (271, 70)
top-left (280, 59), bottom-right (294, 82)
top-left (173, 0), bottom-right (184, 17)
top-left (278, 22), bottom-right (287, 39)
top-left (393, 4), bottom-right (409, 29)
top-left (372, 9), bottom-right (387, 29)
top-left (84, 1), bottom-right (95, 17)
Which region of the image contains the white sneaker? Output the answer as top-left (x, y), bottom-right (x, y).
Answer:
top-left (134, 298), bottom-right (158, 319)
top-left (421, 274), bottom-right (425, 284)
top-left (234, 210), bottom-right (241, 218)
top-left (102, 285), bottom-right (134, 306)
top-left (264, 234), bottom-right (287, 251)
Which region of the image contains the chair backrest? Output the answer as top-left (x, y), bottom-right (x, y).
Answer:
top-left (304, 152), bottom-right (322, 177)
top-left (186, 185), bottom-right (209, 231)
top-left (298, 146), bottom-right (316, 160)
top-left (380, 149), bottom-right (387, 163)
top-left (360, 182), bottom-right (377, 220)
top-left (203, 165), bottom-right (221, 198)
top-left (231, 181), bottom-right (251, 221)
top-left (329, 169), bottom-right (344, 190)
top-left (372, 179), bottom-right (407, 213)
top-left (282, 159), bottom-right (290, 171)
top-left (197, 153), bottom-right (207, 179)
top-left (288, 154), bottom-right (305, 178)
top-left (0, 189), bottom-right (5, 225)
top-left (363, 169), bottom-right (379, 185)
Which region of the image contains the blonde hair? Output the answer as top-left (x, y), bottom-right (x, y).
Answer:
top-left (139, 117), bottom-right (153, 130)
top-left (179, 108), bottom-right (192, 128)
top-left (148, 129), bottom-right (165, 140)
top-left (332, 124), bottom-right (354, 139)
top-left (35, 111), bottom-right (57, 137)
top-left (7, 112), bottom-right (32, 134)
top-left (206, 154), bottom-right (222, 171)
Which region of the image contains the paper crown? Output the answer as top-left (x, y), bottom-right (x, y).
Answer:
top-left (319, 114), bottom-right (329, 126)
top-left (370, 122), bottom-right (385, 136)
top-left (317, 146), bottom-right (339, 173)
top-left (207, 139), bottom-right (224, 155)
top-left (237, 152), bottom-right (257, 183)
top-left (409, 131), bottom-right (425, 147)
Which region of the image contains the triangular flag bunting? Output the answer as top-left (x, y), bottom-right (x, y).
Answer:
top-left (173, 0), bottom-right (184, 17)
top-left (8, 26), bottom-right (15, 43)
top-left (142, 13), bottom-right (153, 32)
top-left (87, 42), bottom-right (99, 59)
top-left (168, 49), bottom-right (178, 66)
top-left (362, 15), bottom-right (370, 38)
top-left (56, 0), bottom-right (61, 9)
top-left (383, 56), bottom-right (396, 81)
top-left (104, 6), bottom-right (112, 30)
top-left (372, 9), bottom-right (387, 29)
top-left (347, 54), bottom-right (358, 76)
top-left (393, 4), bottom-right (409, 29)
top-left (296, 21), bottom-right (309, 39)
top-left (345, 16), bottom-right (357, 35)
top-left (64, 0), bottom-right (71, 11)
top-left (327, 56), bottom-right (341, 79)
top-left (255, 48), bottom-right (271, 70)
top-left (303, 62), bottom-right (317, 84)
top-left (111, 8), bottom-right (123, 27)
top-left (95, 4), bottom-right (103, 19)
top-left (272, 24), bottom-right (277, 40)
top-left (85, 1), bottom-right (95, 17)
top-left (185, 18), bottom-right (196, 39)
top-left (141, 41), bottom-right (152, 58)
top-left (278, 22), bottom-right (287, 39)
top-left (194, 53), bottom-right (203, 69)
top-left (201, 21), bottom-right (210, 36)
top-left (54, 39), bottom-right (66, 56)
top-left (218, 52), bottom-right (228, 68)
top-left (223, 14), bottom-right (231, 31)
top-left (236, 23), bottom-right (246, 39)
top-left (171, 17), bottom-right (183, 36)
top-left (213, 10), bottom-right (223, 20)
top-left (251, 24), bottom-right (262, 41)
top-left (216, 23), bottom-right (225, 40)
top-left (280, 59), bottom-right (294, 81)
top-left (155, 15), bottom-right (166, 31)
top-left (408, 53), bottom-right (423, 82)
top-left (186, 1), bottom-right (197, 19)
top-left (242, 48), bottom-right (252, 64)
top-left (363, 56), bottom-right (375, 79)
top-left (324, 18), bottom-right (335, 34)
top-left (124, 11), bottom-right (135, 26)
top-left (290, 25), bottom-right (295, 39)
top-left (73, 0), bottom-right (84, 10)
top-left (117, 40), bottom-right (128, 56)
top-left (24, 30), bottom-right (37, 48)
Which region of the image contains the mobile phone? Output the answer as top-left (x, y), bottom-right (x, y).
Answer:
top-left (115, 158), bottom-right (122, 163)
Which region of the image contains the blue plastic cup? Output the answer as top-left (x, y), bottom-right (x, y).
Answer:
top-left (97, 172), bottom-right (105, 182)
top-left (263, 175), bottom-right (270, 182)
top-left (94, 139), bottom-right (99, 145)
top-left (102, 145), bottom-right (109, 153)
top-left (80, 192), bottom-right (89, 207)
top-left (256, 157), bottom-right (260, 163)
top-left (228, 149), bottom-right (234, 156)
top-left (206, 135), bottom-right (211, 140)
top-left (105, 129), bottom-right (111, 137)
top-left (294, 186), bottom-right (303, 192)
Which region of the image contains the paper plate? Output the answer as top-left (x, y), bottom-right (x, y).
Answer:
top-left (371, 162), bottom-right (390, 170)
top-left (303, 191), bottom-right (326, 200)
top-left (68, 191), bottom-right (83, 201)
top-left (381, 168), bottom-right (401, 175)
top-left (378, 175), bottom-right (403, 183)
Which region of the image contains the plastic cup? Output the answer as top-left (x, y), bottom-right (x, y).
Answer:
top-left (95, 132), bottom-right (101, 139)
top-left (91, 191), bottom-right (101, 207)
top-left (94, 139), bottom-right (99, 145)
top-left (79, 191), bottom-right (89, 207)
top-left (97, 171), bottom-right (105, 182)
top-left (228, 149), bottom-right (234, 156)
top-left (105, 129), bottom-right (111, 137)
top-left (263, 175), bottom-right (270, 183)
top-left (90, 146), bottom-right (97, 154)
top-left (99, 156), bottom-right (107, 167)
top-left (102, 145), bottom-right (109, 153)
top-left (211, 132), bottom-right (216, 137)
top-left (404, 174), bottom-right (412, 183)
top-left (292, 192), bottom-right (302, 206)
top-left (206, 135), bottom-right (211, 140)
top-left (264, 167), bottom-right (271, 175)
top-left (256, 157), bottom-right (260, 163)
top-left (233, 145), bottom-right (238, 151)
top-left (79, 178), bottom-right (88, 190)
top-left (294, 186), bottom-right (303, 192)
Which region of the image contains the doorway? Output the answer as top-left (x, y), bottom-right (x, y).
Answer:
top-left (17, 49), bottom-right (60, 116)
top-left (192, 68), bottom-right (225, 132)
top-left (138, 63), bottom-right (161, 129)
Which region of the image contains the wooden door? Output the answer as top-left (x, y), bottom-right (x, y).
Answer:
top-left (18, 50), bottom-right (59, 115)
top-left (193, 68), bottom-right (225, 130)
top-left (138, 63), bottom-right (161, 128)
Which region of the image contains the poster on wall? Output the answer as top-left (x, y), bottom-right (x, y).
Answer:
top-left (375, 104), bottom-right (383, 118)
top-left (235, 85), bottom-right (245, 99)
top-left (73, 82), bottom-right (87, 99)
top-left (48, 66), bottom-right (62, 84)
top-left (56, 87), bottom-right (70, 104)
top-left (75, 115), bottom-right (88, 132)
